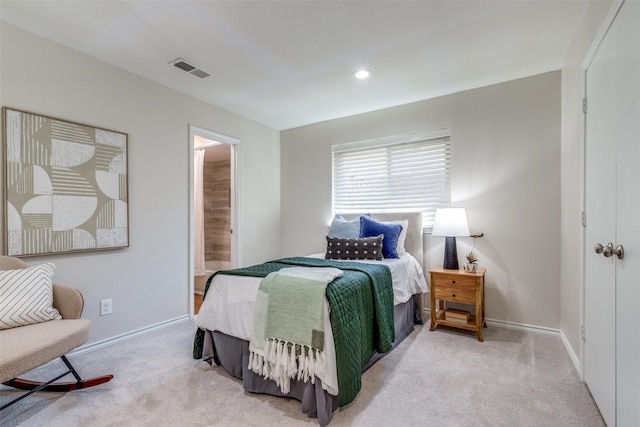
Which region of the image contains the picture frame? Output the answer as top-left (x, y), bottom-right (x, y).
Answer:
top-left (2, 107), bottom-right (129, 256)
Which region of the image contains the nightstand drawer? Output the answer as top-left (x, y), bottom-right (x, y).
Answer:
top-left (433, 275), bottom-right (476, 290)
top-left (434, 286), bottom-right (475, 304)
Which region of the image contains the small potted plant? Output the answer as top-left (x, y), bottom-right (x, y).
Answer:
top-left (464, 250), bottom-right (478, 273)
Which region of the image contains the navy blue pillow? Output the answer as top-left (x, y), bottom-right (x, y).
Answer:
top-left (359, 216), bottom-right (402, 259)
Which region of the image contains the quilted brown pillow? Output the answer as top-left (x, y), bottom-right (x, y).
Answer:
top-left (325, 234), bottom-right (384, 260)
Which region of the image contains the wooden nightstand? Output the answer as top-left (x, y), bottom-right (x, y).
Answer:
top-left (429, 266), bottom-right (486, 341)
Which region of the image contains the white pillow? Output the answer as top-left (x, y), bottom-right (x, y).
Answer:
top-left (0, 263), bottom-right (61, 330)
top-left (385, 220), bottom-right (409, 255)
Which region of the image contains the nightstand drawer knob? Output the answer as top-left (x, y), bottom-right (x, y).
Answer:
top-left (452, 293), bottom-right (456, 298)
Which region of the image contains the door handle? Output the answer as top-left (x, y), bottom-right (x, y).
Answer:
top-left (614, 244), bottom-right (624, 260)
top-left (594, 242), bottom-right (624, 259)
top-left (594, 242), bottom-right (614, 257)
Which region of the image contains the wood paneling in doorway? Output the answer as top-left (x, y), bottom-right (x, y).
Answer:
top-left (194, 293), bottom-right (204, 314)
top-left (203, 159), bottom-right (231, 262)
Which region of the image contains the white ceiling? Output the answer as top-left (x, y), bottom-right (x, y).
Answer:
top-left (1, 1), bottom-right (592, 130)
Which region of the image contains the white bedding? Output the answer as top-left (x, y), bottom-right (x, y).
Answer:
top-left (307, 252), bottom-right (427, 304)
top-left (195, 253), bottom-right (427, 396)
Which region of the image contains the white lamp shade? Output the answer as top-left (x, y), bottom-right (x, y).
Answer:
top-left (432, 208), bottom-right (470, 237)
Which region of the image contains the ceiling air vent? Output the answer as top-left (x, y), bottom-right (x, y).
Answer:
top-left (169, 58), bottom-right (211, 79)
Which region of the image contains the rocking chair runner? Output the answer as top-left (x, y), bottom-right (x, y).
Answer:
top-left (0, 256), bottom-right (113, 411)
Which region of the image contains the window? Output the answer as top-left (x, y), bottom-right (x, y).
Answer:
top-left (332, 130), bottom-right (451, 231)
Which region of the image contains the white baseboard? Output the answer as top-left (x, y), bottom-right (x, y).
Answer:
top-left (68, 312), bottom-right (582, 379)
top-left (559, 330), bottom-right (581, 375)
top-left (68, 315), bottom-right (191, 359)
top-left (423, 309), bottom-right (581, 375)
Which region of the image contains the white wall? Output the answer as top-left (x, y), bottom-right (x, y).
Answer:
top-left (560, 1), bottom-right (614, 363)
top-left (0, 23), bottom-right (281, 343)
top-left (281, 72), bottom-right (561, 329)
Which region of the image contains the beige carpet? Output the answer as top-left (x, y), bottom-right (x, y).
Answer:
top-left (1, 319), bottom-right (605, 426)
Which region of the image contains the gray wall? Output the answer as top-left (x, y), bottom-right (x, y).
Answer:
top-left (0, 23), bottom-right (281, 344)
top-left (1, 2), bottom-right (617, 367)
top-left (281, 72), bottom-right (561, 329)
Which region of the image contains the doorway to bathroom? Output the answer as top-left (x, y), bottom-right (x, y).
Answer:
top-left (189, 125), bottom-right (239, 317)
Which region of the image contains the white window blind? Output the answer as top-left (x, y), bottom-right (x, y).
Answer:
top-left (332, 131), bottom-right (451, 231)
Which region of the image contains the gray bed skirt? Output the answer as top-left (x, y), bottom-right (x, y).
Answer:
top-left (201, 294), bottom-right (423, 426)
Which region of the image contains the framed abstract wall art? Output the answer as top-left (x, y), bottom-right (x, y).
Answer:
top-left (2, 107), bottom-right (129, 256)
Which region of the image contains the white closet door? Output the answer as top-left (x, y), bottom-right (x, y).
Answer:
top-left (585, 2), bottom-right (640, 426)
top-left (584, 10), bottom-right (618, 424)
top-left (614, 2), bottom-right (640, 425)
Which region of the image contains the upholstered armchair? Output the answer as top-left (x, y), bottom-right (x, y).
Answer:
top-left (0, 256), bottom-right (113, 411)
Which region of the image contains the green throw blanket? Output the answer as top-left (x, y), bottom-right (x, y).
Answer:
top-left (248, 267), bottom-right (341, 394)
top-left (193, 257), bottom-right (395, 407)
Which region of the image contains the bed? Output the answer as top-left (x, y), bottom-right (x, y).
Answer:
top-left (193, 212), bottom-right (427, 425)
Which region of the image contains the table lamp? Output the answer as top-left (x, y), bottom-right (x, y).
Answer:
top-left (432, 208), bottom-right (470, 270)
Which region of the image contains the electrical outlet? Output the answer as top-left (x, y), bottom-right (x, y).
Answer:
top-left (100, 299), bottom-right (112, 316)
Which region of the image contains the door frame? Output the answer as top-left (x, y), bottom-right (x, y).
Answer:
top-left (188, 125), bottom-right (241, 319)
top-left (580, 1), bottom-right (625, 383)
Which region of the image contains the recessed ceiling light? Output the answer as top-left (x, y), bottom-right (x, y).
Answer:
top-left (353, 69), bottom-right (371, 79)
